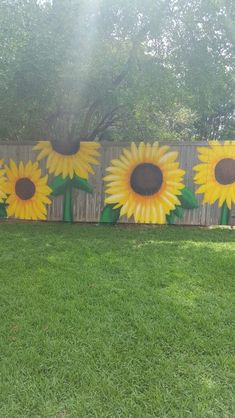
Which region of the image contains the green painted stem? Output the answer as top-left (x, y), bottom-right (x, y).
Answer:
top-left (167, 213), bottom-right (175, 225)
top-left (219, 202), bottom-right (230, 225)
top-left (63, 183), bottom-right (73, 222)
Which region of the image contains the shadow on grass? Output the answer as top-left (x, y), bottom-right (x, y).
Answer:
top-left (0, 221), bottom-right (234, 244)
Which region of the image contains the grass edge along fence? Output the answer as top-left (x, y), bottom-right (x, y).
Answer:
top-left (0, 140), bottom-right (234, 226)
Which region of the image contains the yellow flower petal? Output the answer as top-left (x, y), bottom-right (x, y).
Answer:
top-left (4, 160), bottom-right (51, 220)
top-left (104, 142), bottom-right (185, 224)
top-left (193, 142), bottom-right (235, 209)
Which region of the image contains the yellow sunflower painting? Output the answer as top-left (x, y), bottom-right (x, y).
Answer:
top-left (4, 160), bottom-right (52, 220)
top-left (0, 160), bottom-right (7, 203)
top-left (104, 142), bottom-right (185, 224)
top-left (34, 140), bottom-right (100, 179)
top-left (194, 140), bottom-right (235, 224)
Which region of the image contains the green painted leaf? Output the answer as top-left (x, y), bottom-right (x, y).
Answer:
top-left (0, 203), bottom-right (7, 218)
top-left (166, 211), bottom-right (175, 225)
top-left (167, 204), bottom-right (184, 224)
top-left (72, 176), bottom-right (93, 193)
top-left (174, 205), bottom-right (184, 219)
top-left (100, 204), bottom-right (121, 224)
top-left (50, 175), bottom-right (69, 196)
top-left (179, 187), bottom-right (198, 209)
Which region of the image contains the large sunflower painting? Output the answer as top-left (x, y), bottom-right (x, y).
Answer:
top-left (101, 142), bottom-right (198, 225)
top-left (34, 140), bottom-right (100, 222)
top-left (194, 140), bottom-right (235, 225)
top-left (3, 160), bottom-right (52, 220)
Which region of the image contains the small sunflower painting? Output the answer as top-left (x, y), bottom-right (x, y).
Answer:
top-left (3, 160), bottom-right (52, 220)
top-left (101, 142), bottom-right (198, 225)
top-left (194, 140), bottom-right (235, 225)
top-left (34, 140), bottom-right (101, 222)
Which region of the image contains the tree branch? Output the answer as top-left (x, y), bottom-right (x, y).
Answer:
top-left (79, 38), bottom-right (139, 141)
top-left (87, 107), bottom-right (123, 141)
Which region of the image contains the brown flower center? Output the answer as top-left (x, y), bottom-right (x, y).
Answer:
top-left (15, 178), bottom-right (36, 200)
top-left (214, 158), bottom-right (235, 185)
top-left (51, 141), bottom-right (80, 156)
top-left (130, 163), bottom-right (163, 196)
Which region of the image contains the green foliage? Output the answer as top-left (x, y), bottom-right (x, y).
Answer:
top-left (174, 205), bottom-right (184, 219)
top-left (100, 204), bottom-right (121, 224)
top-left (167, 187), bottom-right (198, 224)
top-left (166, 205), bottom-right (184, 225)
top-left (0, 0), bottom-right (234, 142)
top-left (0, 203), bottom-right (7, 218)
top-left (166, 211), bottom-right (176, 225)
top-left (50, 175), bottom-right (69, 196)
top-left (72, 176), bottom-right (93, 193)
top-left (179, 186), bottom-right (199, 210)
top-left (50, 174), bottom-right (93, 197)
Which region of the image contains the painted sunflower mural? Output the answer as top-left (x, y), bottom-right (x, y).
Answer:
top-left (34, 140), bottom-right (100, 179)
top-left (34, 140), bottom-right (100, 222)
top-left (3, 160), bottom-right (51, 220)
top-left (0, 160), bottom-right (7, 202)
top-left (0, 160), bottom-right (8, 218)
top-left (194, 140), bottom-right (235, 225)
top-left (101, 142), bottom-right (198, 224)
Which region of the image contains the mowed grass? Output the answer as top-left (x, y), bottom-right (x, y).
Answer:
top-left (0, 223), bottom-right (234, 418)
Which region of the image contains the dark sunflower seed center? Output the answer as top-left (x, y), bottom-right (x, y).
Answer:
top-left (215, 158), bottom-right (235, 185)
top-left (15, 178), bottom-right (36, 200)
top-left (51, 141), bottom-right (80, 156)
top-left (130, 163), bottom-right (163, 196)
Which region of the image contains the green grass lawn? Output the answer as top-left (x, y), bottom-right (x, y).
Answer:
top-left (0, 223), bottom-right (234, 418)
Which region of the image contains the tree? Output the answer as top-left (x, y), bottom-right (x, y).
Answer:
top-left (0, 0), bottom-right (234, 143)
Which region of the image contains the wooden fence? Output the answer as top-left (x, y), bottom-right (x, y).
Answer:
top-left (0, 141), bottom-right (234, 226)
